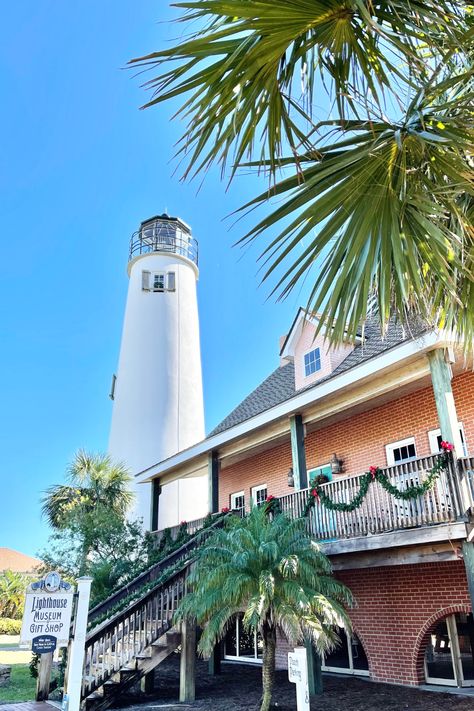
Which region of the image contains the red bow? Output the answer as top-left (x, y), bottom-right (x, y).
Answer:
top-left (369, 466), bottom-right (378, 480)
top-left (440, 441), bottom-right (454, 452)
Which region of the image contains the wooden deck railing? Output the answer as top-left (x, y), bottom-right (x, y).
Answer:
top-left (279, 454), bottom-right (470, 540)
top-left (143, 455), bottom-right (474, 553)
top-left (83, 565), bottom-right (188, 699)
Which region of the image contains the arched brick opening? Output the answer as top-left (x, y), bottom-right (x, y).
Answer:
top-left (412, 604), bottom-right (472, 684)
top-left (350, 621), bottom-right (373, 677)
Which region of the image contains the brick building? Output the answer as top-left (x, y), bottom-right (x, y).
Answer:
top-left (137, 311), bottom-right (474, 689)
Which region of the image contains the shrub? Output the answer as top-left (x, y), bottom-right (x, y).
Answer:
top-left (0, 617), bottom-right (22, 634)
top-left (0, 570), bottom-right (28, 619)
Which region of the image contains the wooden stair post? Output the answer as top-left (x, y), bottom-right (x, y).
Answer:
top-left (179, 619), bottom-right (196, 702)
top-left (141, 671), bottom-right (155, 694)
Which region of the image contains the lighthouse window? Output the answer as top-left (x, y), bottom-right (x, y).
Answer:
top-left (153, 273), bottom-right (165, 292)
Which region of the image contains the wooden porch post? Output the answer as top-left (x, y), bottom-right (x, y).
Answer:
top-left (208, 641), bottom-right (222, 676)
top-left (462, 542), bottom-right (474, 615)
top-left (290, 414), bottom-right (308, 490)
top-left (179, 619), bottom-right (196, 702)
top-left (150, 479), bottom-right (161, 532)
top-left (208, 450), bottom-right (219, 514)
top-left (305, 642), bottom-right (323, 696)
top-left (427, 349), bottom-right (464, 456)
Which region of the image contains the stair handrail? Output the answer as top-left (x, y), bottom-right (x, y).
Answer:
top-left (85, 560), bottom-right (190, 646)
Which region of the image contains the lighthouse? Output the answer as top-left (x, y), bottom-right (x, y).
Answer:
top-left (108, 214), bottom-right (206, 529)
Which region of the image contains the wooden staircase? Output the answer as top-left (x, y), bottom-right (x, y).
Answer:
top-left (83, 620), bottom-right (183, 710)
top-left (82, 565), bottom-right (188, 710)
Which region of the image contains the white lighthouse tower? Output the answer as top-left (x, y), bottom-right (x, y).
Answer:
top-left (108, 214), bottom-right (206, 530)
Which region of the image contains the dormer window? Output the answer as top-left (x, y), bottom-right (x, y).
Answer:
top-left (304, 347), bottom-right (321, 377)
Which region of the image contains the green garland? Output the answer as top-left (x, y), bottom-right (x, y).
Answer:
top-left (304, 447), bottom-right (452, 516)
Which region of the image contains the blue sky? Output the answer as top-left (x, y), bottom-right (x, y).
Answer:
top-left (0, 2), bottom-right (309, 557)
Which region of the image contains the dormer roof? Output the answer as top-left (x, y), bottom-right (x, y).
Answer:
top-left (279, 308), bottom-right (361, 361)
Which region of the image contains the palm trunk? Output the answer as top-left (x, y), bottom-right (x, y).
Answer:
top-left (260, 623), bottom-right (276, 711)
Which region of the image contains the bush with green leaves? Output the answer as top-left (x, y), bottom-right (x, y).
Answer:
top-left (0, 617), bottom-right (22, 635)
top-left (0, 570), bottom-right (28, 619)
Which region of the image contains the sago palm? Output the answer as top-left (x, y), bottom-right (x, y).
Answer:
top-left (175, 506), bottom-right (352, 711)
top-left (131, 1), bottom-right (474, 348)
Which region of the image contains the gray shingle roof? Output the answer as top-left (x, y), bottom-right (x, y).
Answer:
top-left (209, 318), bottom-right (426, 437)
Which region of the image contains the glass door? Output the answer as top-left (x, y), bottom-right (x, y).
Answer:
top-left (424, 613), bottom-right (474, 687)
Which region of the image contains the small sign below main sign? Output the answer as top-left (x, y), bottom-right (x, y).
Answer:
top-left (20, 571), bottom-right (74, 650)
top-left (32, 635), bottom-right (57, 655)
top-left (288, 647), bottom-right (310, 711)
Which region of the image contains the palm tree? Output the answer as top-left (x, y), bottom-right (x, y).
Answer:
top-left (130, 1), bottom-right (473, 348)
top-left (42, 450), bottom-right (134, 574)
top-left (175, 507), bottom-right (352, 711)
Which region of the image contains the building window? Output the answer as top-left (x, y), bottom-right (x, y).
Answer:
top-left (304, 348), bottom-right (321, 377)
top-left (153, 273), bottom-right (165, 292)
top-left (251, 484), bottom-right (267, 507)
top-left (428, 424), bottom-right (467, 457)
top-left (230, 491), bottom-right (245, 513)
top-left (322, 628), bottom-right (369, 676)
top-left (385, 437), bottom-right (417, 466)
top-left (224, 613), bottom-right (263, 664)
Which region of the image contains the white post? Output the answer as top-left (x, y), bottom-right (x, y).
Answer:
top-left (64, 577), bottom-right (92, 711)
top-left (288, 647), bottom-right (310, 711)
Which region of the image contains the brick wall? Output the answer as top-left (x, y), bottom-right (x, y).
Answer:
top-left (306, 371), bottom-right (474, 476)
top-left (219, 371), bottom-right (474, 508)
top-left (274, 560), bottom-right (471, 685)
top-left (337, 560), bottom-right (471, 685)
top-left (219, 440), bottom-right (293, 510)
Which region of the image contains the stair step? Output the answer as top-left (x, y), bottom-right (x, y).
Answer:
top-left (151, 641), bottom-right (168, 650)
top-left (85, 693), bottom-right (104, 709)
top-left (135, 652), bottom-right (152, 660)
top-left (166, 631), bottom-right (181, 645)
top-left (103, 681), bottom-right (120, 696)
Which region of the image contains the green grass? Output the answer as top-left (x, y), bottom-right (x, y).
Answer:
top-left (0, 664), bottom-right (36, 703)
